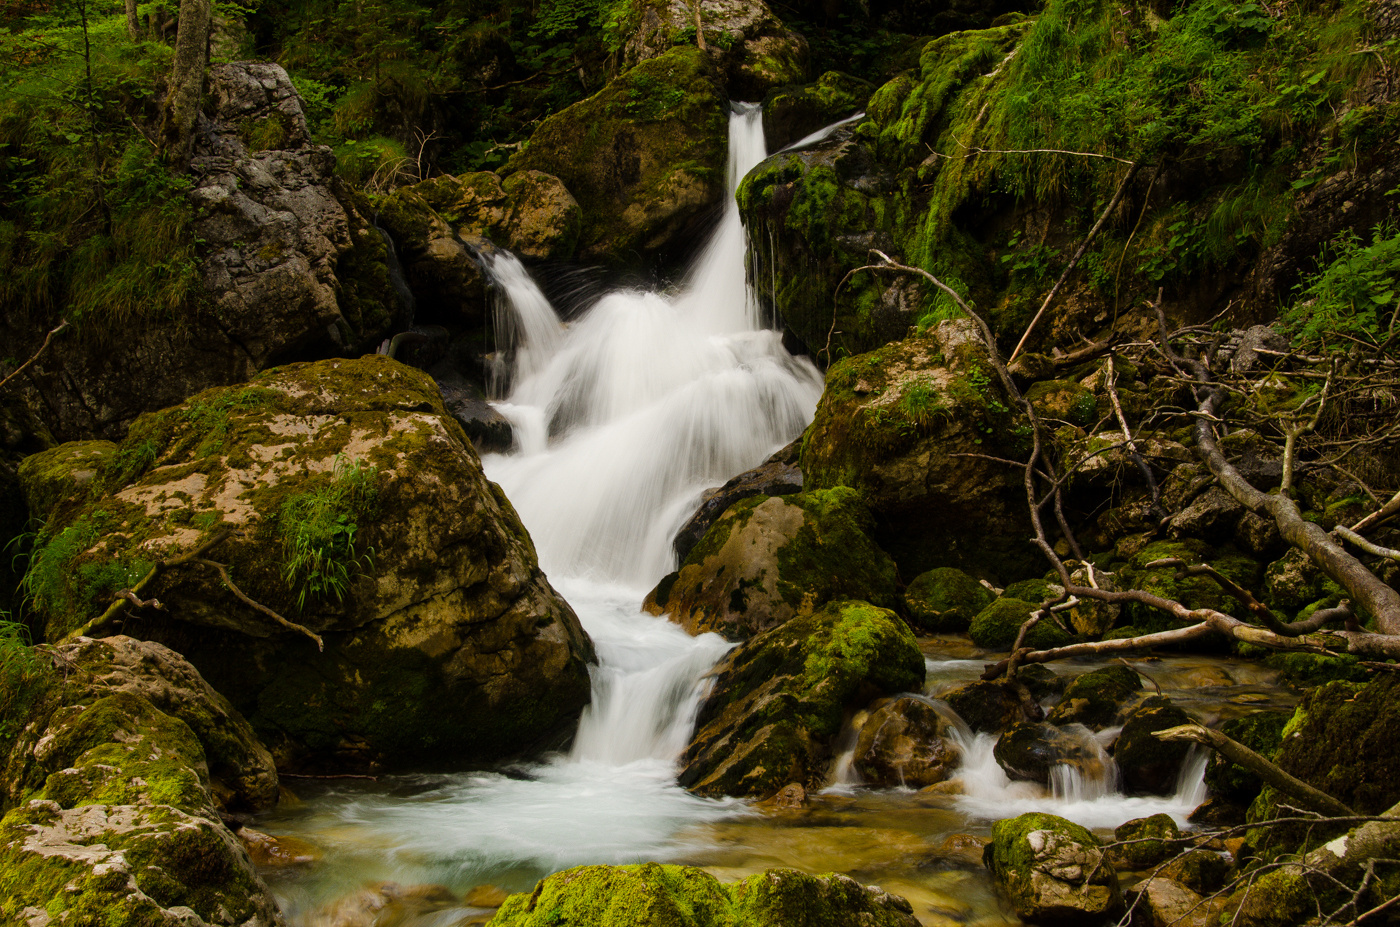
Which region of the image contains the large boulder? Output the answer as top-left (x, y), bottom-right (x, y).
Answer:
top-left (0, 62), bottom-right (400, 442)
top-left (984, 812), bottom-right (1124, 925)
top-left (0, 638), bottom-right (281, 926)
top-left (505, 46), bottom-right (729, 264)
top-left (644, 487), bottom-right (900, 639)
top-left (679, 599), bottom-right (924, 797)
top-left (18, 355), bottom-right (594, 771)
top-left (1113, 701), bottom-right (1196, 796)
top-left (670, 440), bottom-right (803, 564)
top-left (1044, 666), bottom-right (1145, 730)
top-left (798, 320), bottom-right (1037, 579)
top-left (490, 863), bottom-right (919, 927)
top-left (903, 566), bottom-right (992, 633)
top-left (853, 695), bottom-right (962, 788)
top-left (622, 0), bottom-right (810, 100)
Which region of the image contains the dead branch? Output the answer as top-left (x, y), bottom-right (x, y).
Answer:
top-left (1010, 161), bottom-right (1142, 362)
top-left (1153, 723), bottom-right (1354, 817)
top-left (1280, 361), bottom-right (1335, 497)
top-left (1350, 488), bottom-right (1400, 535)
top-left (196, 558), bottom-right (323, 651)
top-left (947, 141), bottom-right (1137, 164)
top-left (115, 590), bottom-right (165, 611)
top-left (1049, 334), bottom-right (1126, 368)
top-left (1106, 353), bottom-right (1163, 514)
top-left (0, 320), bottom-right (70, 392)
top-left (1334, 525), bottom-right (1400, 562)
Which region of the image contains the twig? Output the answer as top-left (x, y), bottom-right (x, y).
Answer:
top-left (1349, 488), bottom-right (1400, 537)
top-left (0, 320), bottom-right (71, 392)
top-left (948, 141), bottom-right (1137, 164)
top-left (197, 558), bottom-right (323, 651)
top-left (1106, 353), bottom-right (1163, 514)
top-left (1010, 161), bottom-right (1142, 362)
top-left (1335, 526), bottom-right (1400, 563)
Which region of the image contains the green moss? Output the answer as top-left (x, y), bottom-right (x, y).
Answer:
top-left (1044, 666), bottom-right (1142, 729)
top-left (1120, 539), bottom-right (1261, 631)
top-left (904, 566), bottom-right (993, 632)
top-left (968, 597), bottom-right (1073, 650)
top-left (1111, 813), bottom-right (1180, 869)
top-left (491, 862), bottom-right (735, 927)
top-left (986, 812), bottom-right (1120, 920)
top-left (1265, 651), bottom-right (1369, 687)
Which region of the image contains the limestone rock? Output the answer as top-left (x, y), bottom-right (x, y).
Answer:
top-left (1204, 710), bottom-right (1291, 805)
top-left (1125, 877), bottom-right (1221, 927)
top-left (984, 812), bottom-right (1124, 924)
top-left (679, 600), bottom-right (924, 797)
top-left (670, 440), bottom-right (803, 564)
top-left (645, 487), bottom-right (899, 640)
top-left (23, 356), bottom-right (594, 771)
top-left (853, 695), bottom-right (962, 787)
top-left (489, 863), bottom-right (919, 927)
top-left (16, 440), bottom-right (114, 521)
top-left (506, 46), bottom-right (728, 264)
top-left (1108, 814), bottom-right (1180, 870)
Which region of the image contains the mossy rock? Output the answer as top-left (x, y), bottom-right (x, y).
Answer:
top-left (1024, 379), bottom-right (1098, 428)
top-left (1045, 666), bottom-right (1143, 730)
top-left (1114, 701), bottom-right (1195, 796)
top-left (968, 597), bottom-right (1074, 651)
top-left (941, 680), bottom-right (1024, 733)
top-left (16, 441), bottom-right (115, 521)
top-left (984, 812), bottom-right (1123, 924)
top-left (993, 722), bottom-right (1109, 786)
top-left (489, 862), bottom-right (919, 927)
top-left (1016, 663), bottom-right (1067, 701)
top-left (505, 46), bottom-right (728, 264)
top-left (1109, 814), bottom-right (1180, 870)
top-left (762, 70), bottom-right (875, 150)
top-left (1118, 539), bottom-right (1261, 633)
top-left (903, 566), bottom-right (993, 633)
top-left (1159, 849), bottom-right (1231, 894)
top-left (796, 322), bottom-right (1038, 580)
top-left (679, 599), bottom-right (924, 797)
top-left (1002, 577), bottom-right (1061, 604)
top-left (1203, 709), bottom-right (1291, 805)
top-left (24, 356), bottom-right (595, 772)
top-left (1264, 651), bottom-right (1369, 687)
top-left (645, 487), bottom-right (899, 640)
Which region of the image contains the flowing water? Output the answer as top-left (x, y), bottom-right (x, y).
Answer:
top-left (258, 107), bottom-right (1299, 927)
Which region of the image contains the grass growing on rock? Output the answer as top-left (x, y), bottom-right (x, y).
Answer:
top-left (277, 454), bottom-right (380, 611)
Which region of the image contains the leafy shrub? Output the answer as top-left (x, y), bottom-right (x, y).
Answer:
top-left (1283, 224), bottom-right (1400, 352)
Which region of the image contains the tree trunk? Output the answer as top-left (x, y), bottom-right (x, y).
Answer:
top-left (160, 0), bottom-right (213, 168)
top-left (125, 0), bottom-right (143, 40)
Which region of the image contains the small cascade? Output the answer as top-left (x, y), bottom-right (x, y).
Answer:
top-left (372, 220), bottom-right (416, 325)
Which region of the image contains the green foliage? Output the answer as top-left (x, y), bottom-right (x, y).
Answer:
top-left (19, 516), bottom-right (151, 629)
top-left (0, 617), bottom-right (49, 756)
top-left (277, 455), bottom-right (379, 610)
top-left (1282, 223), bottom-right (1400, 352)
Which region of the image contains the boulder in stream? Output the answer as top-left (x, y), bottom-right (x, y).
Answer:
top-left (853, 695), bottom-right (962, 788)
top-left (993, 722), bottom-right (1110, 787)
top-left (679, 599), bottom-right (924, 798)
top-left (669, 440), bottom-right (803, 564)
top-left (645, 486), bottom-right (899, 640)
top-left (1113, 701), bottom-right (1196, 796)
top-left (1044, 665), bottom-right (1144, 730)
top-left (984, 812), bottom-right (1124, 924)
top-left (18, 355), bottom-right (595, 772)
top-left (903, 566), bottom-right (993, 633)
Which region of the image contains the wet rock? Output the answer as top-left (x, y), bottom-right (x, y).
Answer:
top-left (1114, 701), bottom-right (1196, 796)
top-left (314, 882), bottom-right (459, 927)
top-left (1125, 877), bottom-right (1221, 927)
top-left (645, 487), bottom-right (899, 640)
top-left (670, 440), bottom-right (803, 564)
top-left (994, 722), bottom-right (1110, 786)
top-left (1159, 849), bottom-right (1231, 894)
top-left (489, 862), bottom-right (920, 927)
top-left (1204, 710), bottom-right (1291, 805)
top-left (1109, 814), bottom-right (1180, 870)
top-left (1045, 666), bottom-right (1143, 730)
top-left (1025, 379), bottom-right (1098, 427)
top-left (762, 71), bottom-right (875, 150)
top-left (434, 368), bottom-right (513, 453)
top-left (1017, 663), bottom-right (1068, 701)
top-left (679, 599), bottom-right (924, 797)
top-left (904, 566), bottom-right (994, 633)
top-left (506, 46), bottom-right (728, 264)
top-left (623, 0), bottom-right (809, 100)
top-left (241, 827), bottom-right (320, 867)
top-left (853, 695), bottom-right (962, 788)
top-left (942, 680), bottom-right (1025, 734)
top-left (24, 356), bottom-right (594, 772)
top-left (763, 782), bottom-right (809, 810)
top-left (934, 833), bottom-right (991, 869)
top-left (984, 812), bottom-right (1124, 924)
top-left (1117, 539), bottom-right (1261, 633)
top-left (969, 597), bottom-right (1074, 651)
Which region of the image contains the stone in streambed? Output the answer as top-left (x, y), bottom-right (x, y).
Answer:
top-left (984, 812), bottom-right (1124, 924)
top-left (679, 599), bottom-right (924, 798)
top-left (853, 695), bottom-right (962, 788)
top-left (941, 680), bottom-right (1025, 734)
top-left (1113, 701), bottom-right (1196, 796)
top-left (645, 487), bottom-right (899, 641)
top-left (670, 440), bottom-right (803, 565)
top-left (1107, 814), bottom-right (1180, 871)
top-left (1044, 665), bottom-right (1144, 730)
top-left (993, 722), bottom-right (1109, 786)
top-left (968, 597), bottom-right (1073, 651)
top-left (903, 566), bottom-right (992, 633)
top-left (762, 71), bottom-right (874, 150)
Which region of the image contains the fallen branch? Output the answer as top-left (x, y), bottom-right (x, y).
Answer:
top-left (1335, 525), bottom-right (1400, 563)
top-left (197, 558), bottom-right (323, 651)
top-left (1350, 488), bottom-right (1400, 535)
top-left (0, 320), bottom-right (70, 393)
top-left (1153, 723), bottom-right (1354, 817)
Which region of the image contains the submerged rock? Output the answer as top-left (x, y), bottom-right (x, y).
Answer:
top-left (645, 487), bottom-right (899, 640)
top-left (506, 46), bottom-right (728, 264)
top-left (489, 862), bottom-right (920, 927)
top-left (853, 695), bottom-right (962, 788)
top-left (984, 812), bottom-right (1124, 925)
top-left (21, 356), bottom-right (594, 772)
top-left (679, 599), bottom-right (924, 797)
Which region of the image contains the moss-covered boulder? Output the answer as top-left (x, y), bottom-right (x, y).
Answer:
top-left (16, 441), bottom-right (115, 522)
top-left (853, 695), bottom-right (962, 788)
top-left (644, 487), bottom-right (899, 640)
top-left (984, 812), bottom-right (1124, 924)
top-left (1203, 709), bottom-right (1291, 805)
top-left (993, 722), bottom-right (1109, 786)
top-left (969, 597), bottom-right (1074, 651)
top-left (505, 46), bottom-right (728, 264)
top-left (941, 679), bottom-right (1025, 733)
top-left (670, 440), bottom-right (803, 564)
top-left (489, 862), bottom-right (920, 927)
top-left (799, 321), bottom-right (1037, 579)
top-left (1113, 701), bottom-right (1195, 796)
top-left (1044, 666), bottom-right (1143, 730)
top-left (1108, 813), bottom-right (1179, 870)
top-left (762, 71), bottom-right (875, 150)
top-left (21, 356), bottom-right (594, 772)
top-left (903, 566), bottom-right (993, 633)
top-left (1117, 539), bottom-right (1262, 633)
top-left (0, 637), bottom-right (281, 926)
top-left (679, 599), bottom-right (924, 797)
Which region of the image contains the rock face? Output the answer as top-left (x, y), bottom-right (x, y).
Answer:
top-left (0, 62), bottom-right (399, 441)
top-left (679, 600), bottom-right (924, 797)
top-left (0, 636), bottom-right (282, 926)
top-left (984, 812), bottom-right (1124, 925)
top-left (853, 695), bottom-right (962, 788)
top-left (623, 0), bottom-right (810, 100)
top-left (762, 71), bottom-right (876, 151)
top-left (20, 356), bottom-right (594, 771)
top-left (505, 46), bottom-right (729, 264)
top-left (644, 487), bottom-right (900, 640)
top-left (490, 863), bottom-right (920, 927)
top-left (798, 320), bottom-right (1037, 579)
